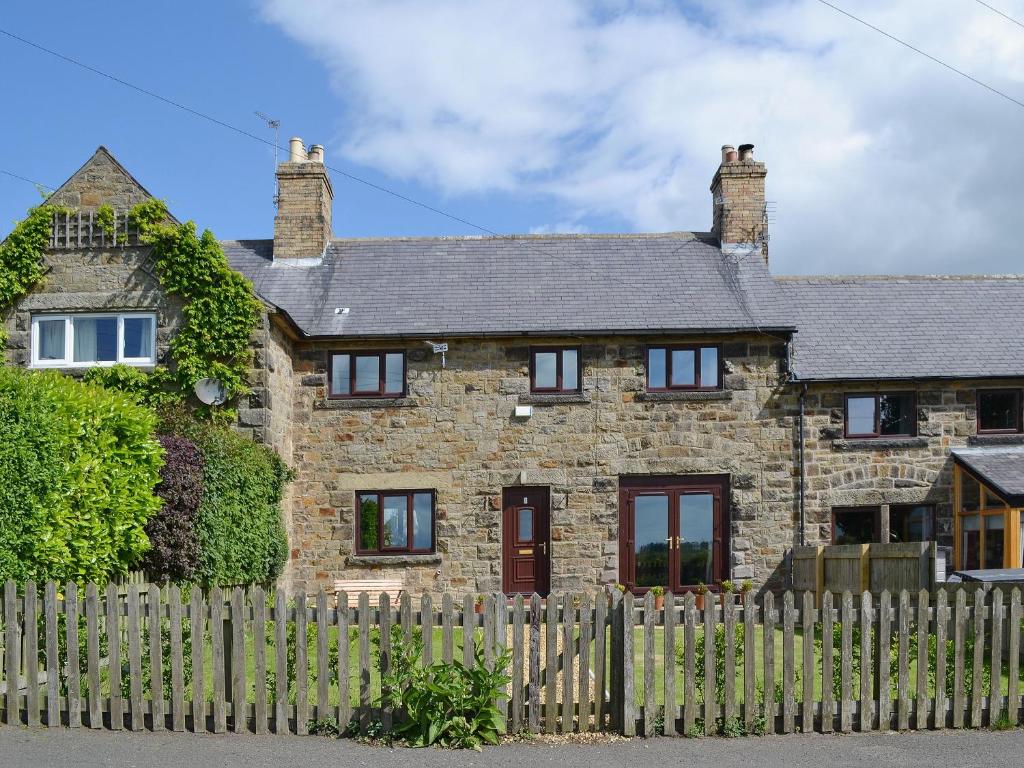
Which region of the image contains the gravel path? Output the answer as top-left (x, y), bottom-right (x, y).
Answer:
top-left (0, 727), bottom-right (1022, 768)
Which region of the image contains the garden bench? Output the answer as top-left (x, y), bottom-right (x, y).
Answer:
top-left (334, 577), bottom-right (405, 609)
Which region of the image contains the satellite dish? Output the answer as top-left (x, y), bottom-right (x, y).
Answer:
top-left (194, 377), bottom-right (227, 406)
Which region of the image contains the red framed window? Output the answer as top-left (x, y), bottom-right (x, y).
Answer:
top-left (356, 490), bottom-right (435, 554)
top-left (646, 345), bottom-right (721, 391)
top-left (844, 392), bottom-right (915, 438)
top-left (530, 347), bottom-right (581, 393)
top-left (977, 389), bottom-right (1022, 434)
top-left (329, 351), bottom-right (406, 398)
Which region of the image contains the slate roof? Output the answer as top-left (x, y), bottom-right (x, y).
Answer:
top-left (777, 276), bottom-right (1024, 381)
top-left (951, 448), bottom-right (1024, 507)
top-left (223, 234), bottom-right (793, 338)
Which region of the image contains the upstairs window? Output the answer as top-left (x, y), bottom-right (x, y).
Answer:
top-left (977, 389), bottom-right (1022, 434)
top-left (31, 313), bottom-right (155, 367)
top-left (356, 490), bottom-right (435, 554)
top-left (646, 345), bottom-right (720, 391)
top-left (844, 392), bottom-right (915, 438)
top-left (329, 351), bottom-right (405, 398)
top-left (530, 347), bottom-right (580, 393)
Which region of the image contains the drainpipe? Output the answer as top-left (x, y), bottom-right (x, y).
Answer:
top-left (798, 383), bottom-right (808, 547)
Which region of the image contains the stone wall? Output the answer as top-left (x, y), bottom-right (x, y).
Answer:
top-left (800, 379), bottom-right (1024, 548)
top-left (282, 334), bottom-right (798, 595)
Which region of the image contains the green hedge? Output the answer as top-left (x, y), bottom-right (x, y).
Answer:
top-left (0, 367), bottom-right (163, 584)
top-left (160, 407), bottom-right (290, 585)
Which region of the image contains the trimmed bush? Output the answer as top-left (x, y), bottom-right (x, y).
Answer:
top-left (142, 436), bottom-right (204, 583)
top-left (159, 406), bottom-right (290, 585)
top-left (0, 367), bottom-right (163, 584)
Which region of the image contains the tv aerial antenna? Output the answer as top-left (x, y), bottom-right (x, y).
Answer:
top-left (255, 111), bottom-right (281, 208)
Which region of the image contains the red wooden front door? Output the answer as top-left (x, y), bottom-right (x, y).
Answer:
top-left (502, 487), bottom-right (550, 596)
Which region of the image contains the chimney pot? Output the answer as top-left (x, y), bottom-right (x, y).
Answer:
top-left (721, 144), bottom-right (737, 163)
top-left (288, 137), bottom-right (306, 163)
top-left (738, 143), bottom-right (754, 161)
top-left (307, 144), bottom-right (324, 163)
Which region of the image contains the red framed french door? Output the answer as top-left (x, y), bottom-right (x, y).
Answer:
top-left (619, 475), bottom-right (727, 594)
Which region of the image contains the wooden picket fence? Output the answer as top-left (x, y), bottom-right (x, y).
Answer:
top-left (1, 581), bottom-right (1022, 737)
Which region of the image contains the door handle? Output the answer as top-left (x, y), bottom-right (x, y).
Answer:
top-left (539, 542), bottom-right (547, 555)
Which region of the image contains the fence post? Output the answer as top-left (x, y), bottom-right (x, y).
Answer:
top-left (24, 583), bottom-right (39, 728)
top-left (821, 591), bottom-right (834, 734)
top-left (970, 588), bottom-right (985, 728)
top-left (703, 591), bottom-right (715, 735)
top-left (545, 594), bottom-right (558, 734)
top-left (762, 592), bottom-right (776, 734)
top-left (916, 589), bottom-right (929, 730)
top-left (621, 591), bottom-right (636, 737)
top-left (934, 589), bottom-right (947, 730)
top-left (991, 588), bottom-right (1004, 726)
top-left (608, 589), bottom-right (623, 733)
top-left (953, 588), bottom-right (966, 729)
top-left (529, 593), bottom-right (542, 734)
top-left (801, 591), bottom-right (814, 733)
top-left (662, 592), bottom-right (675, 737)
top-left (191, 588), bottom-right (206, 733)
top-left (859, 592), bottom-right (874, 731)
top-left (1009, 589), bottom-right (1021, 726)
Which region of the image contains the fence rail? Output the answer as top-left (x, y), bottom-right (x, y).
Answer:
top-left (0, 581), bottom-right (1022, 737)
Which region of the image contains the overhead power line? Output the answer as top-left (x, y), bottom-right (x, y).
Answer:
top-left (0, 27), bottom-right (500, 237)
top-left (974, 0), bottom-right (1024, 30)
top-left (0, 169), bottom-right (53, 191)
top-left (814, 0), bottom-right (1024, 112)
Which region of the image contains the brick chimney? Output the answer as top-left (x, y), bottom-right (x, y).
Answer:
top-left (710, 143), bottom-right (768, 262)
top-left (273, 137), bottom-right (333, 263)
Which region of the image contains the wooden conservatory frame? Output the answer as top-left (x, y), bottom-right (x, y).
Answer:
top-left (953, 463), bottom-right (1023, 570)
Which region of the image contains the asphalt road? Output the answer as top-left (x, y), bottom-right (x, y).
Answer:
top-left (1, 728), bottom-right (1023, 767)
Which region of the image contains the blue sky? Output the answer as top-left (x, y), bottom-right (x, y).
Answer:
top-left (3, 1), bottom-right (1024, 275)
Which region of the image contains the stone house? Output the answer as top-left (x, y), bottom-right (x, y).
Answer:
top-left (4, 140), bottom-right (1024, 595)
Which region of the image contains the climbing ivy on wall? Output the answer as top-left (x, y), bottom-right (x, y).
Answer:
top-left (0, 204), bottom-right (63, 349)
top-left (128, 198), bottom-right (263, 406)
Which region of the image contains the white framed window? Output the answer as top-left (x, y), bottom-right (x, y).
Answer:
top-left (30, 313), bottom-right (157, 368)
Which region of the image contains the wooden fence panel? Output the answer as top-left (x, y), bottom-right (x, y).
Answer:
top-left (24, 583), bottom-right (39, 728)
top-left (859, 592), bottom-right (873, 731)
top-left (762, 592), bottom-right (775, 734)
top-left (971, 588), bottom-right (985, 729)
top-left (952, 588), bottom-right (966, 729)
top-left (724, 597), bottom-right (736, 725)
top-left (934, 589), bottom-right (947, 730)
top-left (251, 587), bottom-right (267, 735)
top-left (150, 584), bottom-right (166, 732)
top-left (868, 542), bottom-right (930, 595)
top-left (545, 595), bottom-right (557, 734)
top-left (702, 594), bottom-right (714, 736)
top-left (4, 581), bottom-right (1023, 740)
top-left (877, 590), bottom-right (891, 732)
top-left (801, 590), bottom-right (814, 733)
top-left (823, 545), bottom-right (868, 596)
top-left (511, 595), bottom-right (524, 732)
top-left (86, 584), bottom-right (101, 729)
top-left (1010, 589), bottom-right (1021, 726)
top-left (579, 593), bottom-right (592, 734)
top-left (821, 591), bottom-right (833, 733)
top-left (191, 589), bottom-right (207, 733)
top-left (316, 590), bottom-right (330, 724)
top-left (230, 588), bottom-right (246, 734)
top-left (621, 592), bottom-right (636, 738)
top-left (743, 592), bottom-right (756, 732)
top-left (662, 592), bottom-right (675, 736)
top-left (594, 592), bottom-right (608, 731)
top-left (782, 591), bottom-right (795, 734)
top-left (642, 592), bottom-right (655, 737)
top-left (210, 587), bottom-right (226, 734)
top-left (65, 581), bottom-right (81, 729)
top-left (528, 593), bottom-right (541, 734)
top-left (337, 591), bottom-right (351, 731)
top-left (44, 582), bottom-right (59, 728)
top-left (990, 588), bottom-right (1004, 725)
top-left (840, 592), bottom-right (853, 733)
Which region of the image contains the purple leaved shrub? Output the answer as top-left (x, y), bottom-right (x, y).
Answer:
top-left (142, 435), bottom-right (203, 582)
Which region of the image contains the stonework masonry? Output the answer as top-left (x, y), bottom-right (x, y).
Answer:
top-left (282, 334), bottom-right (799, 595)
top-left (800, 380), bottom-right (1024, 549)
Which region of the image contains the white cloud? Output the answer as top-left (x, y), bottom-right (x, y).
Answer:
top-left (259, 0), bottom-right (1024, 274)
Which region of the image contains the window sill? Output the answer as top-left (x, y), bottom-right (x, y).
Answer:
top-left (519, 393), bottom-right (591, 405)
top-left (29, 364), bottom-right (157, 374)
top-left (315, 397), bottom-right (418, 410)
top-left (346, 554), bottom-right (441, 567)
top-left (968, 433), bottom-right (1024, 446)
top-left (635, 390), bottom-right (732, 402)
top-left (831, 437), bottom-right (928, 451)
